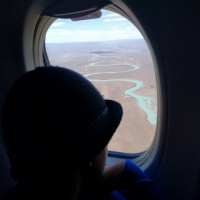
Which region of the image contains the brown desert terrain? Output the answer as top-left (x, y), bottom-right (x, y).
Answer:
top-left (46, 39), bottom-right (157, 153)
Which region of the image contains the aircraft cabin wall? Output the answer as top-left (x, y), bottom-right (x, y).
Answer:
top-left (0, 0), bottom-right (200, 199)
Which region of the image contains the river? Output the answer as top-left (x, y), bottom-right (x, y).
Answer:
top-left (83, 55), bottom-right (157, 126)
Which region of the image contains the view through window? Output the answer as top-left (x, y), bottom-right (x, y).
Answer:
top-left (45, 9), bottom-right (157, 153)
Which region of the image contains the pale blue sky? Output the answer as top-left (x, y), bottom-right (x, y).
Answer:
top-left (46, 10), bottom-right (143, 43)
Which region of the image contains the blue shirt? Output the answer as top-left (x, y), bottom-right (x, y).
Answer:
top-left (98, 159), bottom-right (167, 200)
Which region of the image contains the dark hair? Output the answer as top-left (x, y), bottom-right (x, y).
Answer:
top-left (2, 66), bottom-right (123, 182)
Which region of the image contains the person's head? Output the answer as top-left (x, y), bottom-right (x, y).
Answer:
top-left (1, 66), bottom-right (122, 191)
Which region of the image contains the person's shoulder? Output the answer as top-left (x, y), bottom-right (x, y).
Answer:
top-left (2, 184), bottom-right (37, 200)
top-left (2, 185), bottom-right (23, 200)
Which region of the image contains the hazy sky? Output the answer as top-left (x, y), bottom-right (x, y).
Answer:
top-left (46, 10), bottom-right (143, 43)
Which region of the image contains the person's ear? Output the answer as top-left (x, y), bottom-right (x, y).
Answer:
top-left (81, 162), bottom-right (92, 169)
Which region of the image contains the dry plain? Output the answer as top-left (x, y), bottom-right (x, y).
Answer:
top-left (46, 39), bottom-right (157, 153)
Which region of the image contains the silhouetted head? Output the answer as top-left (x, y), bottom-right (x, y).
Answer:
top-left (1, 66), bottom-right (123, 184)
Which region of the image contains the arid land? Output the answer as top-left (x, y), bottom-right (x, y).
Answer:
top-left (46, 39), bottom-right (157, 153)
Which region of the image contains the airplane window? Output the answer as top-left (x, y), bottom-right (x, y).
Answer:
top-left (45, 10), bottom-right (157, 154)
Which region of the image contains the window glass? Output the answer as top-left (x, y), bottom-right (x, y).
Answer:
top-left (45, 10), bottom-right (157, 154)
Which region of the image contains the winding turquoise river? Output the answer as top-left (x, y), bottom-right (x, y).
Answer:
top-left (83, 58), bottom-right (157, 125)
